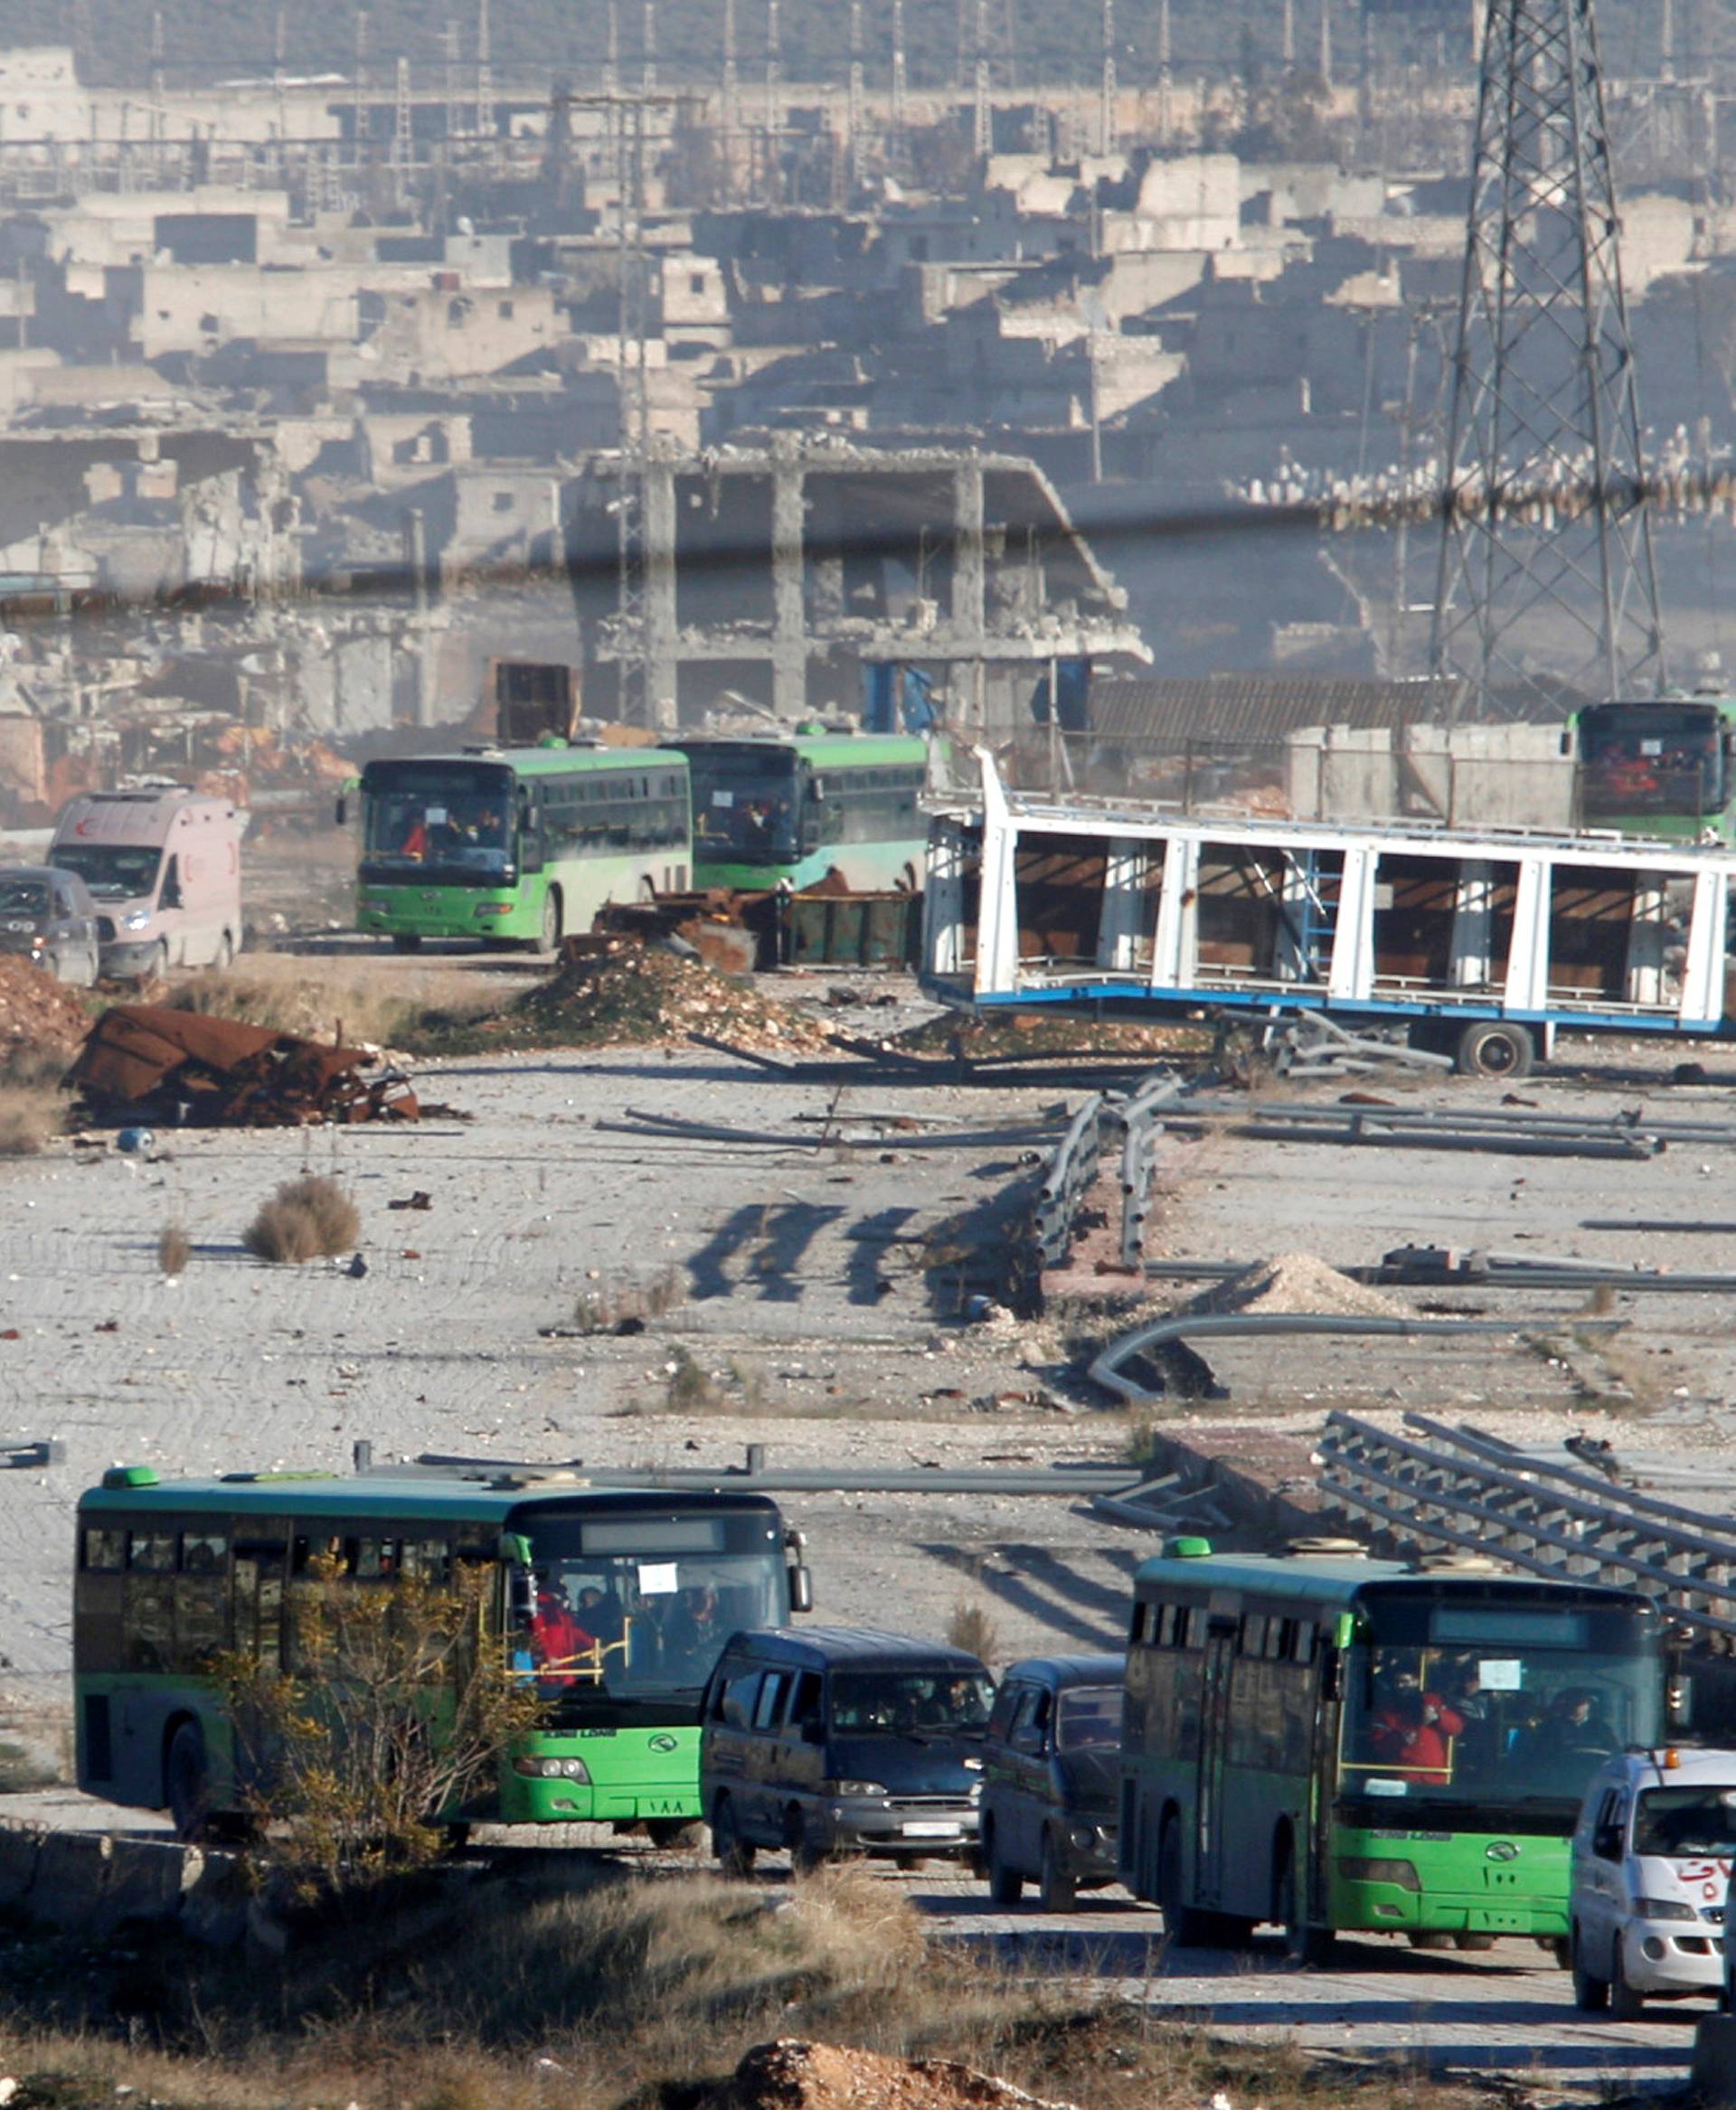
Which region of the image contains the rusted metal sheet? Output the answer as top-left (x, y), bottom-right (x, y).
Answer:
top-left (67, 1006), bottom-right (421, 1126)
top-left (785, 890), bottom-right (917, 968)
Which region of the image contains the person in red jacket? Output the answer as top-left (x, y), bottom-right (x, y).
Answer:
top-left (529, 1578), bottom-right (597, 1688)
top-left (1369, 1667), bottom-right (1465, 1784)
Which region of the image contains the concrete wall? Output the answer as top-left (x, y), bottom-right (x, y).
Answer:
top-left (0, 1823), bottom-right (250, 1948)
top-left (1288, 722), bottom-right (1575, 830)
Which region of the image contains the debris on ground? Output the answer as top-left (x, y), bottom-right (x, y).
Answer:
top-left (892, 1009), bottom-right (1208, 1060)
top-left (475, 937), bottom-right (835, 1054)
top-left (710, 2041), bottom-right (1079, 2110)
top-left (1184, 1251), bottom-right (1407, 1320)
top-left (66, 1006), bottom-right (427, 1126)
top-left (0, 957), bottom-right (91, 1060)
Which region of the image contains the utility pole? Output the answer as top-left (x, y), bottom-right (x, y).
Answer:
top-left (973, 0), bottom-right (991, 161)
top-left (891, 0), bottom-right (908, 172)
top-left (721, 0), bottom-right (738, 199)
top-left (764, 0), bottom-right (782, 203)
top-left (393, 54), bottom-right (412, 205)
top-left (476, 0), bottom-right (492, 151)
top-left (847, 0), bottom-right (865, 188)
top-left (1099, 0), bottom-right (1115, 155)
top-left (353, 9), bottom-right (368, 168)
top-left (1430, 0), bottom-right (1666, 714)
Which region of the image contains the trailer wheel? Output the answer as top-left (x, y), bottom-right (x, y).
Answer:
top-left (1455, 1020), bottom-right (1533, 1080)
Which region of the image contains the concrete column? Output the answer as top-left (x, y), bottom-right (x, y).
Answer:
top-left (950, 458), bottom-right (985, 642)
top-left (1326, 845), bottom-right (1377, 1003)
top-left (642, 457), bottom-right (679, 726)
top-left (1624, 878), bottom-right (1668, 1006)
top-left (1151, 834), bottom-right (1198, 988)
top-left (1449, 859), bottom-right (1495, 988)
top-left (1503, 857), bottom-right (1551, 1013)
top-left (770, 457), bottom-right (807, 719)
top-left (1095, 838), bottom-right (1145, 972)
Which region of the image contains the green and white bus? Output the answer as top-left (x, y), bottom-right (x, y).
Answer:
top-left (1121, 1540), bottom-right (1670, 1961)
top-left (350, 745), bottom-right (692, 952)
top-left (1572, 695), bottom-right (1736, 845)
top-left (671, 732), bottom-right (929, 893)
top-left (74, 1465), bottom-right (810, 1841)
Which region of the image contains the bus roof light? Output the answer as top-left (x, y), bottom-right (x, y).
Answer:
top-left (1166, 1536), bottom-right (1212, 1559)
top-left (100, 1465), bottom-right (159, 1490)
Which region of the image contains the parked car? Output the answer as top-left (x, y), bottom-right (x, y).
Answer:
top-left (50, 787), bottom-right (244, 979)
top-left (700, 1626), bottom-right (993, 1872)
top-left (0, 865), bottom-right (100, 987)
top-left (1569, 1745), bottom-right (1736, 2017)
top-left (979, 1653), bottom-right (1123, 1910)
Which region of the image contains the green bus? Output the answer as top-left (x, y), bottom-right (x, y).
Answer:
top-left (1121, 1540), bottom-right (1670, 1961)
top-left (350, 745), bottom-right (692, 952)
top-left (74, 1465), bottom-right (810, 1841)
top-left (671, 732), bottom-right (929, 893)
top-left (1573, 696), bottom-right (1736, 845)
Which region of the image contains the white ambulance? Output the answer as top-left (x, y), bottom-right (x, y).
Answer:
top-left (1570, 1746), bottom-right (1736, 2017)
top-left (49, 787), bottom-right (244, 980)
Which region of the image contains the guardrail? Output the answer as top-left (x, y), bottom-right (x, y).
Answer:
top-left (1316, 1410), bottom-right (1736, 1640)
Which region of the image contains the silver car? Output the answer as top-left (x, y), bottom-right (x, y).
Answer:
top-left (0, 865), bottom-right (100, 986)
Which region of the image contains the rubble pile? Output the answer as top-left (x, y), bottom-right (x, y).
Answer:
top-left (1186, 1251), bottom-right (1405, 1320)
top-left (0, 957), bottom-right (92, 1061)
top-left (711, 2042), bottom-right (1078, 2110)
top-left (893, 1010), bottom-right (1204, 1060)
top-left (67, 1005), bottom-right (423, 1126)
top-left (503, 938), bottom-right (835, 1053)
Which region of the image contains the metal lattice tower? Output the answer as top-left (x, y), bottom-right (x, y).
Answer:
top-left (444, 21), bottom-right (462, 148)
top-left (476, 0), bottom-right (493, 146)
top-left (764, 0), bottom-right (782, 202)
top-left (614, 97), bottom-right (652, 725)
top-left (1430, 0), bottom-right (1666, 714)
top-left (353, 11), bottom-right (369, 167)
top-left (973, 0), bottom-right (992, 159)
top-left (393, 55), bottom-right (412, 202)
top-left (642, 0), bottom-right (657, 95)
top-left (721, 0), bottom-right (739, 195)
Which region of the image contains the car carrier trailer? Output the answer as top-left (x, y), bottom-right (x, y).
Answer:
top-left (920, 756), bottom-right (1736, 1077)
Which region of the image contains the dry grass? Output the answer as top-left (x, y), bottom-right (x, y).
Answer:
top-left (947, 1598), bottom-right (1003, 1667)
top-left (243, 1174), bottom-right (362, 1263)
top-left (0, 1857), bottom-right (1499, 2110)
top-left (165, 956), bottom-right (493, 1051)
top-left (571, 1266), bottom-right (685, 1334)
top-left (157, 1221), bottom-right (191, 1275)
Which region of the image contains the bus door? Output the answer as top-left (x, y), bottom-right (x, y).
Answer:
top-left (1194, 1615), bottom-right (1239, 1907)
top-left (1306, 1625), bottom-right (1346, 1925)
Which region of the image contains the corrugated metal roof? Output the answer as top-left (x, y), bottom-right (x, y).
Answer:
top-left (1088, 674), bottom-right (1481, 742)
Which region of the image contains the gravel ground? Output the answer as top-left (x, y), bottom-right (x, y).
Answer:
top-left (6, 994), bottom-right (1736, 1761)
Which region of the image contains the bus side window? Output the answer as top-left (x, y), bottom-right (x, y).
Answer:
top-left (125, 1531), bottom-right (177, 1671)
top-left (176, 1534), bottom-right (230, 1667)
top-left (82, 1528), bottom-right (125, 1571)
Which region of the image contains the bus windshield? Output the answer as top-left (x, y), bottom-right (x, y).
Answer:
top-left (361, 763), bottom-right (515, 878)
top-left (1342, 1602), bottom-right (1661, 1812)
top-left (52, 843), bottom-right (162, 900)
top-left (687, 749), bottom-right (801, 866)
top-left (523, 1537), bottom-right (785, 1706)
top-left (1580, 704), bottom-right (1726, 820)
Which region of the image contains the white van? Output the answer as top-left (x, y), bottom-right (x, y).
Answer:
top-left (49, 788), bottom-right (244, 980)
top-left (1570, 1747), bottom-right (1736, 2018)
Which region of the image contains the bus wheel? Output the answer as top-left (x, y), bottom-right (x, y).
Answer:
top-left (1454, 1932), bottom-right (1495, 1952)
top-left (646, 1819), bottom-right (700, 1850)
top-left (1275, 1842), bottom-right (1332, 1966)
top-left (538, 890), bottom-right (562, 955)
top-left (1156, 1815), bottom-right (1212, 1947)
top-left (1455, 1020), bottom-right (1533, 1079)
top-left (391, 933), bottom-right (422, 954)
top-left (712, 1795), bottom-right (755, 1879)
top-left (1571, 1926), bottom-right (1610, 2011)
top-left (165, 1721), bottom-right (211, 1843)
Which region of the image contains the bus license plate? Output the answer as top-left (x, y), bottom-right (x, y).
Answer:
top-left (901, 1821), bottom-right (961, 1838)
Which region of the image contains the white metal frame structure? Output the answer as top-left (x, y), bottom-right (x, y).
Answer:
top-left (922, 755), bottom-right (1736, 1070)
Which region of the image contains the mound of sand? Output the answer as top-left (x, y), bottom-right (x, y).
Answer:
top-left (712, 2041), bottom-right (1078, 2110)
top-left (1185, 1250), bottom-right (1406, 1320)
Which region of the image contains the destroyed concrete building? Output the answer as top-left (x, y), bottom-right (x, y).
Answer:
top-left (565, 432), bottom-right (1148, 729)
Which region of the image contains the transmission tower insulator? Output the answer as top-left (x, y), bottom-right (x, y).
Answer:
top-left (1430, 0), bottom-right (1667, 716)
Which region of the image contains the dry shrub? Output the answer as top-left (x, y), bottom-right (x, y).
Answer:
top-left (167, 956), bottom-right (491, 1051)
top-left (947, 1598), bottom-right (1001, 1667)
top-left (158, 1221), bottom-right (192, 1275)
top-left (244, 1173), bottom-right (361, 1263)
top-left (572, 1266), bottom-right (684, 1333)
top-left (0, 1082), bottom-right (60, 1156)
